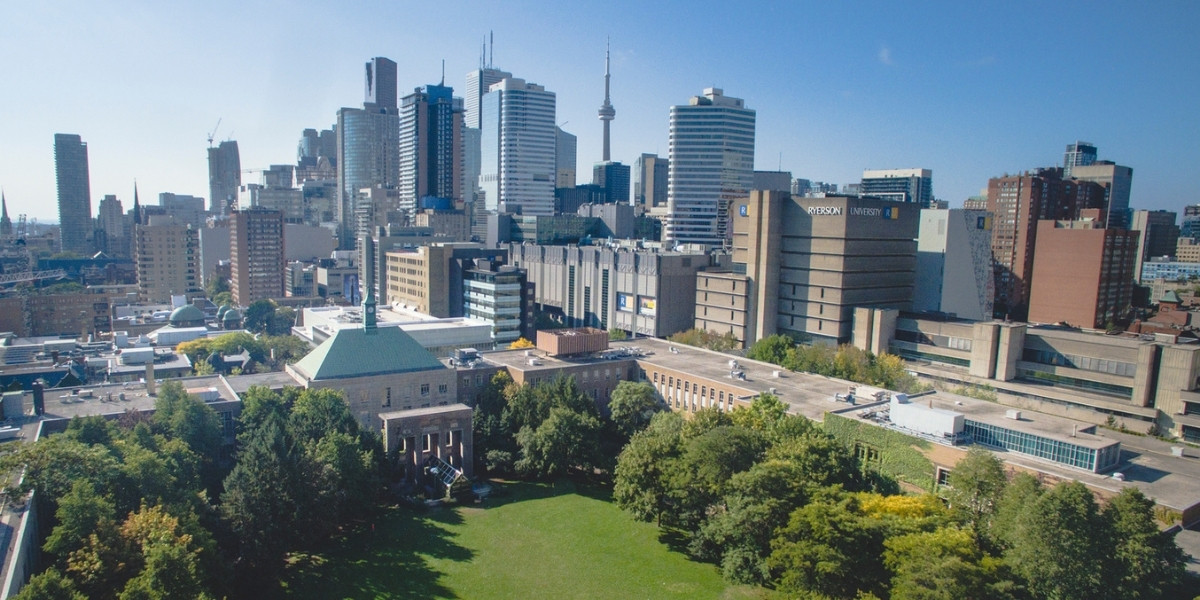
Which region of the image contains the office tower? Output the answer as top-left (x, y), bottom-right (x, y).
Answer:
top-left (135, 215), bottom-right (201, 303)
top-left (593, 162), bottom-right (630, 204)
top-left (1071, 161), bottom-right (1133, 229)
top-left (364, 57), bottom-right (398, 110)
top-left (230, 208), bottom-right (285, 305)
top-left (665, 88), bottom-right (755, 247)
top-left (914, 209), bottom-right (994, 321)
top-left (479, 78), bottom-right (557, 217)
top-left (207, 140), bottom-right (241, 214)
top-left (753, 171), bottom-right (792, 193)
top-left (987, 168), bottom-right (1105, 319)
top-left (633, 154), bottom-right (668, 214)
top-left (1182, 205), bottom-right (1200, 239)
top-left (555, 127), bottom-right (577, 188)
top-left (699, 192), bottom-right (918, 346)
top-left (464, 38), bottom-right (511, 129)
top-left (1028, 220), bottom-right (1138, 328)
top-left (399, 83), bottom-right (464, 218)
top-left (859, 168), bottom-right (934, 206)
top-left (1063, 141), bottom-right (1097, 179)
top-left (55, 133), bottom-right (92, 255)
top-left (1129, 210), bottom-right (1179, 282)
top-left (337, 57), bottom-right (400, 249)
top-left (0, 192), bottom-right (11, 238)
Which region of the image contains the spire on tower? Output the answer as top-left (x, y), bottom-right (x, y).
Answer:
top-left (597, 38), bottom-right (616, 162)
top-left (132, 181), bottom-right (142, 227)
top-left (0, 189), bottom-right (12, 239)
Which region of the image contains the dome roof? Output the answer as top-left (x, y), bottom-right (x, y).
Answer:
top-left (168, 304), bottom-right (206, 327)
top-left (217, 304), bottom-right (231, 319)
top-left (222, 308), bottom-right (243, 322)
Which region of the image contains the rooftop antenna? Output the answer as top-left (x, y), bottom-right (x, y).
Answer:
top-left (778, 151), bottom-right (782, 171)
top-left (480, 36), bottom-right (486, 69)
top-left (440, 59), bottom-right (445, 86)
top-left (489, 31), bottom-right (494, 68)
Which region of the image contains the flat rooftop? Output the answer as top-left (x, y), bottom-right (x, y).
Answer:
top-left (380, 403), bottom-right (473, 420)
top-left (915, 390), bottom-right (1115, 451)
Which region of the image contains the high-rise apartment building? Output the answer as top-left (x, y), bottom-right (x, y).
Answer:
top-left (399, 83), bottom-right (464, 219)
top-left (479, 78), bottom-right (557, 217)
top-left (987, 168), bottom-right (1105, 319)
top-left (633, 154), bottom-right (668, 214)
top-left (158, 193), bottom-right (205, 228)
top-left (859, 168), bottom-right (933, 206)
top-left (1071, 161), bottom-right (1133, 229)
top-left (230, 208), bottom-right (285, 305)
top-left (1063, 141), bottom-right (1097, 179)
top-left (135, 215), bottom-right (201, 303)
top-left (207, 140), bottom-right (241, 214)
top-left (1027, 219), bottom-right (1138, 329)
top-left (1128, 209), bottom-right (1179, 282)
top-left (1182, 205), bottom-right (1200, 238)
top-left (665, 88), bottom-right (755, 247)
top-left (337, 57), bottom-right (400, 249)
top-left (54, 133), bottom-right (92, 255)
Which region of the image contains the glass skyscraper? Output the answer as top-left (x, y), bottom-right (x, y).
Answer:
top-left (54, 133), bottom-right (92, 255)
top-left (399, 84), bottom-right (464, 218)
top-left (479, 78), bottom-right (557, 217)
top-left (337, 57), bottom-right (399, 249)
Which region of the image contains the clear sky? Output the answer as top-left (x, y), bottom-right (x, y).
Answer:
top-left (2, 1), bottom-right (1198, 223)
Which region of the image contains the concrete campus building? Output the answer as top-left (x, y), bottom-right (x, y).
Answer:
top-left (508, 242), bottom-right (712, 337)
top-left (855, 308), bottom-right (1200, 441)
top-left (696, 191), bottom-right (919, 347)
top-left (913, 209), bottom-right (994, 322)
top-left (665, 88), bottom-right (755, 247)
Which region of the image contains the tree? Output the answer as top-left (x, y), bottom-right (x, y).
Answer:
top-left (515, 406), bottom-right (604, 477)
top-left (12, 569), bottom-right (86, 600)
top-left (988, 472), bottom-right (1041, 549)
top-left (667, 328), bottom-right (740, 352)
top-left (508, 337), bottom-right (535, 349)
top-left (746, 334), bottom-right (794, 366)
top-left (945, 447), bottom-right (1007, 535)
top-left (0, 435), bottom-right (121, 501)
top-left (884, 528), bottom-right (1014, 600)
top-left (242, 300), bottom-right (277, 333)
top-left (768, 492), bottom-right (888, 599)
top-left (288, 388), bottom-right (356, 446)
top-left (670, 425), bottom-right (768, 530)
top-left (1000, 481), bottom-right (1109, 600)
top-left (211, 291), bottom-right (232, 307)
top-left (267, 306), bottom-right (296, 336)
top-left (766, 432), bottom-right (862, 490)
top-left (607, 381), bottom-right (662, 438)
top-left (151, 381), bottom-right (223, 493)
top-left (613, 412), bottom-right (685, 524)
top-left (43, 481), bottom-right (116, 564)
top-left (205, 274), bottom-right (229, 299)
top-left (1103, 487), bottom-right (1188, 600)
top-left (729, 393), bottom-right (788, 432)
top-left (608, 328), bottom-right (627, 341)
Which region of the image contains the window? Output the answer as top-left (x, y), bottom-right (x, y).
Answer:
top-left (384, 387), bottom-right (392, 408)
top-left (421, 384), bottom-right (430, 396)
top-left (422, 434), bottom-right (431, 452)
top-left (438, 384), bottom-right (448, 394)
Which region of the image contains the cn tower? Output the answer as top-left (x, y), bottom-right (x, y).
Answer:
top-left (597, 40), bottom-right (615, 162)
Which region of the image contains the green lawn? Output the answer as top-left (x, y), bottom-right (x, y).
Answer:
top-left (282, 480), bottom-right (769, 600)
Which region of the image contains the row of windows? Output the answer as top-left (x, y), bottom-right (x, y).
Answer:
top-left (964, 420), bottom-right (1112, 472)
top-left (1022, 348), bottom-right (1136, 377)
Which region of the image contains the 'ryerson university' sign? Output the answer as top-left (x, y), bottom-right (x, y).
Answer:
top-left (805, 205), bottom-right (899, 219)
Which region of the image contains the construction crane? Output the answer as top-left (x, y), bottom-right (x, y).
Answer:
top-left (0, 269), bottom-right (66, 286)
top-left (206, 118), bottom-right (222, 147)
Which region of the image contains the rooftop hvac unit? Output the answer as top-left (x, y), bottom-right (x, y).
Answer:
top-left (1005, 409), bottom-right (1022, 420)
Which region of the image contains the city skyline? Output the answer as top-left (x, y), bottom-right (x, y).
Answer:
top-left (2, 1), bottom-right (1198, 222)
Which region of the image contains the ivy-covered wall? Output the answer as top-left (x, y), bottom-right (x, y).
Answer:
top-left (823, 413), bottom-right (937, 492)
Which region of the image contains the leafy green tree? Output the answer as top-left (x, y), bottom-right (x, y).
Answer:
top-left (608, 327), bottom-right (627, 341)
top-left (0, 435), bottom-right (121, 501)
top-left (288, 388), bottom-right (357, 445)
top-left (472, 371), bottom-right (517, 474)
top-left (607, 381), bottom-right (663, 438)
top-left (667, 328), bottom-right (740, 352)
top-left (766, 431), bottom-right (862, 490)
top-left (613, 412), bottom-right (685, 525)
top-left (44, 481), bottom-right (116, 564)
top-left (515, 406), bottom-right (604, 477)
top-left (242, 300), bottom-right (277, 333)
top-left (680, 406), bottom-right (732, 439)
top-left (729, 393), bottom-right (788, 432)
top-left (988, 472), bottom-right (1042, 549)
top-left (151, 381), bottom-right (223, 494)
top-left (746, 334), bottom-right (794, 366)
top-left (768, 491), bottom-right (888, 599)
top-left (1103, 487), bottom-right (1188, 600)
top-left (267, 306), bottom-right (296, 336)
top-left (310, 431), bottom-right (378, 529)
top-left (205, 273), bottom-right (230, 298)
top-left (1000, 481), bottom-right (1109, 600)
top-left (670, 425), bottom-right (768, 530)
top-left (945, 447), bottom-right (1007, 535)
top-left (12, 569), bottom-right (86, 600)
top-left (221, 421), bottom-right (305, 578)
top-left (64, 415), bottom-right (116, 447)
top-left (884, 528), bottom-right (1015, 600)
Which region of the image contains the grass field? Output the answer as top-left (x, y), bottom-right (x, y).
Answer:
top-left (282, 480), bottom-right (769, 600)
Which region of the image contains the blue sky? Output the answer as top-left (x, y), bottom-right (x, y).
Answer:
top-left (2, 1), bottom-right (1198, 222)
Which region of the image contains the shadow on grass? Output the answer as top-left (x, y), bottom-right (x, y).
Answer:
top-left (283, 505), bottom-right (472, 600)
